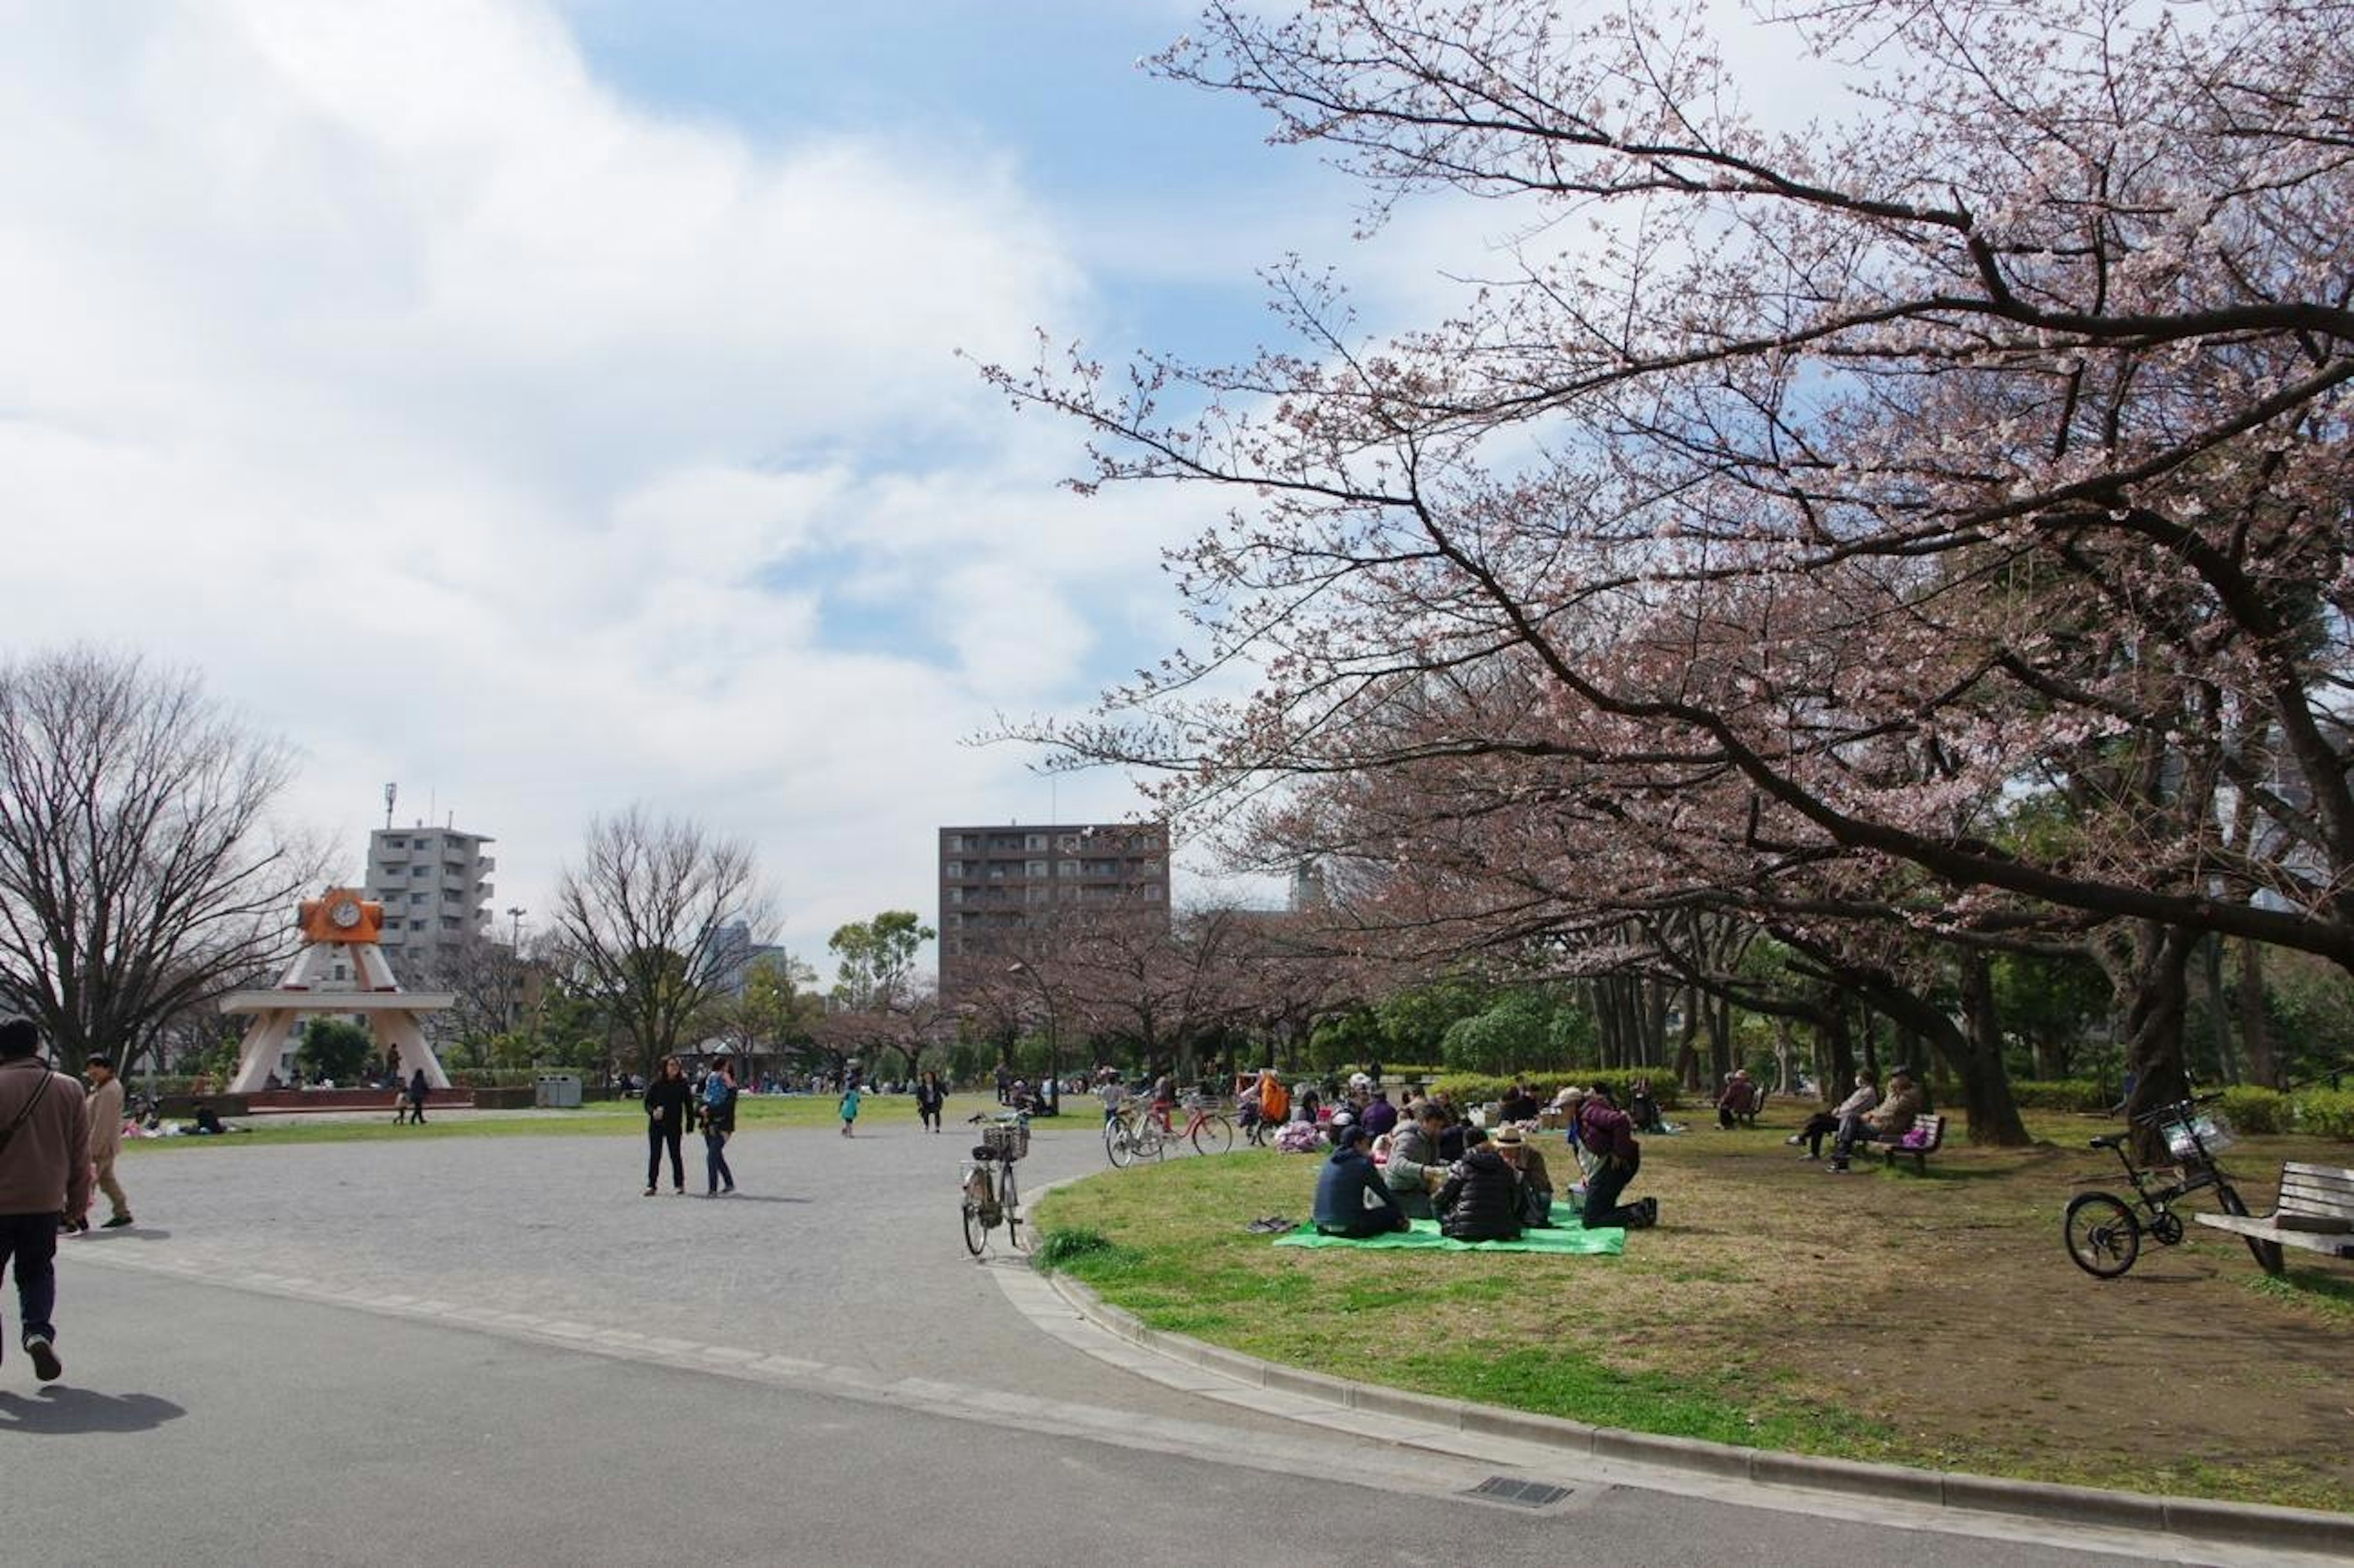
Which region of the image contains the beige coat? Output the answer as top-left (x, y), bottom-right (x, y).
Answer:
top-left (88, 1076), bottom-right (124, 1159)
top-left (0, 1057), bottom-right (94, 1217)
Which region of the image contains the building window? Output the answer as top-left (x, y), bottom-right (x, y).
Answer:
top-left (987, 864), bottom-right (1006, 880)
top-left (948, 887), bottom-right (965, 905)
top-left (1057, 834), bottom-right (1079, 852)
top-left (1025, 886), bottom-right (1050, 904)
top-left (1025, 860), bottom-right (1048, 878)
top-left (1057, 861), bottom-right (1078, 877)
top-left (383, 837), bottom-right (404, 850)
top-left (1025, 833), bottom-right (1047, 851)
top-left (412, 867), bottom-right (430, 878)
top-left (945, 834), bottom-right (967, 853)
top-left (944, 861), bottom-right (964, 878)
top-left (409, 919), bottom-right (425, 931)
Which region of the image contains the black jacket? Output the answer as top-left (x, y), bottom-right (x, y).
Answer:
top-left (1314, 1145), bottom-right (1405, 1235)
top-left (644, 1075), bottom-right (694, 1130)
top-left (1435, 1147), bottom-right (1523, 1242)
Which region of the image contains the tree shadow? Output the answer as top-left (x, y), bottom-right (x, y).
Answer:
top-left (0, 1386), bottom-right (185, 1434)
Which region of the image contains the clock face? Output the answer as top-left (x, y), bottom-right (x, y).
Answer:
top-left (330, 898), bottom-right (362, 929)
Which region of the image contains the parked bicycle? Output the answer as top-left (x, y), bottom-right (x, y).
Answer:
top-left (1103, 1101), bottom-right (1165, 1166)
top-left (2063, 1094), bottom-right (2282, 1277)
top-left (961, 1111), bottom-right (1028, 1257)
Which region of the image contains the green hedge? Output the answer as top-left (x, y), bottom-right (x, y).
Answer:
top-left (2008, 1079), bottom-right (2112, 1113)
top-left (2294, 1089), bottom-right (2354, 1140)
top-left (2218, 1086), bottom-right (2291, 1134)
top-left (1429, 1070), bottom-right (1683, 1111)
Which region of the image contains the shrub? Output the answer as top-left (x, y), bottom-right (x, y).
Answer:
top-left (2293, 1089), bottom-right (2354, 1141)
top-left (1428, 1070), bottom-right (1681, 1111)
top-left (2008, 1079), bottom-right (2111, 1113)
top-left (2217, 1086), bottom-right (2291, 1135)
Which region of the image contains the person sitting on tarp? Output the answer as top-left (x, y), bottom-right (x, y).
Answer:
top-left (1313, 1123), bottom-right (1409, 1238)
top-left (1435, 1126), bottom-right (1524, 1243)
top-left (1382, 1100), bottom-right (1451, 1220)
top-left (1491, 1124), bottom-right (1556, 1228)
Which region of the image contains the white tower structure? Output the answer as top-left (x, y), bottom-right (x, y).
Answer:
top-left (224, 889), bottom-right (455, 1093)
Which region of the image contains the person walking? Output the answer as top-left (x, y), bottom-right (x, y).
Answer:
top-left (0, 1018), bottom-right (93, 1383)
top-left (78, 1056), bottom-right (132, 1230)
top-left (837, 1081), bottom-right (861, 1137)
top-left (914, 1071), bottom-right (946, 1134)
top-left (643, 1057), bottom-right (691, 1195)
top-left (403, 1067), bottom-right (431, 1126)
top-left (701, 1061), bottom-right (737, 1196)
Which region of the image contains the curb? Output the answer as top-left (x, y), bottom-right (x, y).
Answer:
top-left (1042, 1269), bottom-right (2354, 1558)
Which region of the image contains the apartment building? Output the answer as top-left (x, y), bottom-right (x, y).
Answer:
top-left (365, 825), bottom-right (497, 984)
top-left (937, 821), bottom-right (1170, 1002)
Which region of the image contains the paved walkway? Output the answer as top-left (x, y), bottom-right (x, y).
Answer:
top-left (93, 1117), bottom-right (1301, 1423)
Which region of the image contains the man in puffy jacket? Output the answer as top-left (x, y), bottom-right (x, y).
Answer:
top-left (1434, 1127), bottom-right (1523, 1243)
top-left (1576, 1086), bottom-right (1658, 1230)
top-left (1313, 1124), bottom-right (1409, 1238)
top-left (1381, 1101), bottom-right (1450, 1219)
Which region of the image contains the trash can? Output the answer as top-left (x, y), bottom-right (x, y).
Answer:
top-left (533, 1072), bottom-right (582, 1109)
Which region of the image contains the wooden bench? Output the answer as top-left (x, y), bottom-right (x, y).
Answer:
top-left (2195, 1162), bottom-right (2354, 1276)
top-left (1872, 1113), bottom-right (1946, 1173)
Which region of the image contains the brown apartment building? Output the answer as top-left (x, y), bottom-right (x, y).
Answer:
top-left (937, 821), bottom-right (1171, 1004)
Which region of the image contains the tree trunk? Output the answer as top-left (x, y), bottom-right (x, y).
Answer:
top-left (2238, 939), bottom-right (2278, 1090)
top-left (2201, 934), bottom-right (2237, 1084)
top-left (1951, 948), bottom-right (2034, 1146)
top-left (2117, 924), bottom-right (2198, 1166)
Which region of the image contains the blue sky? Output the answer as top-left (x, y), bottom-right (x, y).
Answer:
top-left (0, 0), bottom-right (1416, 972)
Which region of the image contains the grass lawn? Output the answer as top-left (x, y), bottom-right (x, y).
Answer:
top-left (1030, 1111), bottom-right (2354, 1513)
top-left (117, 1092), bottom-right (1015, 1149)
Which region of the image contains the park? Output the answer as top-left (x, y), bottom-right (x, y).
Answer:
top-left (3, 0), bottom-right (2353, 1562)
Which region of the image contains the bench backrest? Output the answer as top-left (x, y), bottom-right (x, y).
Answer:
top-left (2280, 1163), bottom-right (2354, 1219)
top-left (1898, 1113), bottom-right (1946, 1151)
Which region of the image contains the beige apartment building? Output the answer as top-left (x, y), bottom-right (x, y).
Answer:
top-left (365, 825), bottom-right (497, 984)
top-left (937, 821), bottom-right (1170, 1003)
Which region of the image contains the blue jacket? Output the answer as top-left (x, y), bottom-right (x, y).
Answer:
top-left (1314, 1144), bottom-right (1405, 1234)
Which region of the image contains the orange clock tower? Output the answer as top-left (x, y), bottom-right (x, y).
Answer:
top-left (223, 887), bottom-right (454, 1094)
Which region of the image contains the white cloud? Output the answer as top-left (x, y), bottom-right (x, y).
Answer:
top-left (0, 0), bottom-right (1190, 967)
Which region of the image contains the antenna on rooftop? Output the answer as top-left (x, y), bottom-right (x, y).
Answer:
top-left (384, 783), bottom-right (397, 831)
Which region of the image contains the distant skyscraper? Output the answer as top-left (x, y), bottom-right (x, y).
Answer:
top-left (937, 821), bottom-right (1170, 1004)
top-left (365, 824), bottom-right (496, 982)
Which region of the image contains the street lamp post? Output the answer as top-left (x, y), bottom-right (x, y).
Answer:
top-left (1007, 961), bottom-right (1059, 1117)
top-left (505, 906), bottom-right (527, 1034)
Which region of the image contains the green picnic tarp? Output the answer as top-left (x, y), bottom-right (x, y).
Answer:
top-left (1273, 1202), bottom-right (1624, 1255)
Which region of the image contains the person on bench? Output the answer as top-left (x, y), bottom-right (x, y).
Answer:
top-left (1829, 1066), bottom-right (1924, 1172)
top-left (1791, 1070), bottom-right (1880, 1161)
top-left (1314, 1123), bottom-right (1410, 1238)
top-left (1715, 1069), bottom-right (1762, 1129)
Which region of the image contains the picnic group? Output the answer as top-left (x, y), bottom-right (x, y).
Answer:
top-left (1270, 1073), bottom-right (1656, 1243)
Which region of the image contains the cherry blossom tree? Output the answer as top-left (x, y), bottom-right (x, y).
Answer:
top-left (986, 0), bottom-right (2352, 1140)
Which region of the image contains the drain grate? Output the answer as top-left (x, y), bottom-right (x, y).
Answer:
top-left (1465, 1475), bottom-right (1572, 1509)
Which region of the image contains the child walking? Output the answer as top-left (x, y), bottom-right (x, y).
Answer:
top-left (837, 1081), bottom-right (861, 1137)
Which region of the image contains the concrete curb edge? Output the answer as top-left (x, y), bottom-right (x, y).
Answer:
top-left (1040, 1268), bottom-right (2352, 1556)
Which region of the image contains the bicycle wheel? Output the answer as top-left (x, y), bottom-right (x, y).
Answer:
top-left (1106, 1122), bottom-right (1136, 1168)
top-left (2214, 1182), bottom-right (2285, 1275)
top-left (962, 1192), bottom-right (989, 1257)
top-left (1134, 1121), bottom-right (1167, 1161)
top-left (1191, 1113), bottom-right (1234, 1156)
top-left (1000, 1165), bottom-right (1023, 1252)
top-left (2063, 1192), bottom-right (2142, 1278)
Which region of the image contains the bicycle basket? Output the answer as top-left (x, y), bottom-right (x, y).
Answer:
top-left (981, 1122), bottom-right (1030, 1161)
top-left (2159, 1108), bottom-right (2235, 1162)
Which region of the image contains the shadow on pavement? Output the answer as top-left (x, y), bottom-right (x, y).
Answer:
top-left (71, 1227), bottom-right (173, 1244)
top-left (0, 1387), bottom-right (185, 1434)
top-left (699, 1194), bottom-right (810, 1205)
